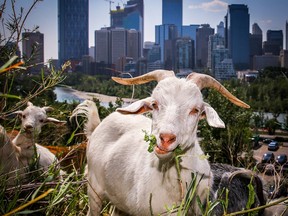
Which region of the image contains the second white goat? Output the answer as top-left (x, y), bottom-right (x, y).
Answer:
top-left (2, 102), bottom-right (66, 183)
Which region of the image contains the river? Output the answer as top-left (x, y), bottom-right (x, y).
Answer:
top-left (53, 86), bottom-right (83, 103)
top-left (53, 86), bottom-right (135, 107)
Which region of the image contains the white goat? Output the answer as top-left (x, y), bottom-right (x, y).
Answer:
top-left (0, 102), bottom-right (65, 184)
top-left (76, 70), bottom-right (250, 215)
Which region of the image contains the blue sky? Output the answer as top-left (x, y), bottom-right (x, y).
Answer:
top-left (2, 0), bottom-right (288, 61)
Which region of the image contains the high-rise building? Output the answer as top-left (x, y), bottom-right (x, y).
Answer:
top-left (196, 24), bottom-right (214, 68)
top-left (58, 0), bottom-right (89, 66)
top-left (225, 4), bottom-right (250, 70)
top-left (214, 58), bottom-right (235, 80)
top-left (95, 28), bottom-right (110, 63)
top-left (111, 0), bottom-right (144, 51)
top-left (155, 24), bottom-right (178, 63)
top-left (89, 46), bottom-right (95, 61)
top-left (207, 34), bottom-right (225, 69)
top-left (252, 23), bottom-right (262, 35)
top-left (280, 50), bottom-right (288, 68)
top-left (263, 30), bottom-right (283, 55)
top-left (250, 23), bottom-right (263, 69)
top-left (110, 28), bottom-right (127, 70)
top-left (207, 34), bottom-right (234, 80)
top-left (162, 0), bottom-right (183, 36)
top-left (95, 28), bottom-right (141, 71)
top-left (155, 0), bottom-right (183, 66)
top-left (182, 24), bottom-right (199, 67)
top-left (175, 37), bottom-right (194, 71)
top-left (182, 25), bottom-right (199, 42)
top-left (253, 53), bottom-right (280, 70)
top-left (217, 21), bottom-right (225, 38)
top-left (127, 29), bottom-right (141, 62)
top-left (22, 31), bottom-right (44, 73)
top-left (285, 21), bottom-right (288, 50)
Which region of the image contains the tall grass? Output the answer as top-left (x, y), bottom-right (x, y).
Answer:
top-left (0, 162), bottom-right (89, 216)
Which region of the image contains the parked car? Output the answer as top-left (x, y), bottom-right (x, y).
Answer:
top-left (263, 138), bottom-right (274, 144)
top-left (275, 154), bottom-right (287, 165)
top-left (251, 135), bottom-right (260, 149)
top-left (268, 141), bottom-right (279, 151)
top-left (262, 152), bottom-right (275, 163)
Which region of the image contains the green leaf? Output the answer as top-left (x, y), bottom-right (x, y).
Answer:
top-left (0, 93), bottom-right (21, 100)
top-left (0, 55), bottom-right (18, 72)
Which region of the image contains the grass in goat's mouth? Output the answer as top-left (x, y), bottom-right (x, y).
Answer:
top-left (143, 130), bottom-right (182, 155)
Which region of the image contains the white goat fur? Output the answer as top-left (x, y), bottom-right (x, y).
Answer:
top-left (0, 102), bottom-right (65, 184)
top-left (77, 73), bottom-right (233, 215)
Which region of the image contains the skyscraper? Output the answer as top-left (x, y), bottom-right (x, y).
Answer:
top-left (285, 21), bottom-right (288, 50)
top-left (175, 38), bottom-right (194, 71)
top-left (252, 23), bottom-right (262, 35)
top-left (155, 24), bottom-right (178, 63)
top-left (217, 21), bottom-right (225, 38)
top-left (196, 24), bottom-right (214, 68)
top-left (162, 0), bottom-right (183, 36)
top-left (250, 23), bottom-right (262, 68)
top-left (226, 4), bottom-right (250, 70)
top-left (58, 0), bottom-right (89, 66)
top-left (95, 28), bottom-right (141, 71)
top-left (22, 31), bottom-right (44, 73)
top-left (111, 0), bottom-right (144, 51)
top-left (263, 30), bottom-right (283, 55)
top-left (95, 28), bottom-right (110, 63)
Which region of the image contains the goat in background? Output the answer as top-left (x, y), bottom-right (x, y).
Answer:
top-left (0, 102), bottom-right (65, 184)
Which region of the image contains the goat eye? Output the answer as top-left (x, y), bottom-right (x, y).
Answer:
top-left (22, 115), bottom-right (26, 119)
top-left (39, 119), bottom-right (44, 123)
top-left (151, 101), bottom-right (159, 110)
top-left (190, 108), bottom-right (199, 115)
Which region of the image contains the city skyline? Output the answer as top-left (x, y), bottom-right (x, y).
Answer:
top-left (2, 0), bottom-right (288, 62)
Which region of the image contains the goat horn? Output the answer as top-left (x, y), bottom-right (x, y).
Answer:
top-left (112, 70), bottom-right (175, 85)
top-left (187, 73), bottom-right (250, 109)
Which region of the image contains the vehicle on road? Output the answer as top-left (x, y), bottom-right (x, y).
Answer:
top-left (268, 141), bottom-right (279, 151)
top-left (263, 138), bottom-right (273, 144)
top-left (261, 152), bottom-right (275, 163)
top-left (275, 154), bottom-right (287, 165)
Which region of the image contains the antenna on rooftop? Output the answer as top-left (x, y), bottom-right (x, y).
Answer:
top-left (104, 0), bottom-right (114, 26)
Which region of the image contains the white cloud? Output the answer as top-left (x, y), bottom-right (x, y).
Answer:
top-left (188, 0), bottom-right (228, 12)
top-left (259, 19), bottom-right (272, 25)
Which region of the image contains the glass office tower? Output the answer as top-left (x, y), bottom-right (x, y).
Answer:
top-left (58, 0), bottom-right (89, 66)
top-left (162, 0), bottom-right (183, 36)
top-left (226, 4), bottom-right (250, 70)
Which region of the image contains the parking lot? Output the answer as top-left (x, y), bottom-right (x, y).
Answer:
top-left (253, 141), bottom-right (288, 184)
top-left (253, 142), bottom-right (288, 162)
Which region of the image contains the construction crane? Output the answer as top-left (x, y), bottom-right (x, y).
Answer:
top-left (104, 0), bottom-right (115, 26)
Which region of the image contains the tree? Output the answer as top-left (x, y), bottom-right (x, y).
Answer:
top-left (199, 83), bottom-right (253, 167)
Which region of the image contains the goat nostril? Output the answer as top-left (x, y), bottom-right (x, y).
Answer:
top-left (160, 133), bottom-right (176, 145)
top-left (25, 125), bottom-right (33, 130)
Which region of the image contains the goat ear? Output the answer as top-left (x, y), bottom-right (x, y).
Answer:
top-left (117, 97), bottom-right (153, 114)
top-left (46, 117), bottom-right (66, 125)
top-left (42, 107), bottom-right (54, 112)
top-left (203, 103), bottom-right (225, 128)
top-left (12, 110), bottom-right (23, 117)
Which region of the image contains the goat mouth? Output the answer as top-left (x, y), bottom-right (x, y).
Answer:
top-left (154, 146), bottom-right (171, 155)
top-left (24, 129), bottom-right (33, 134)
